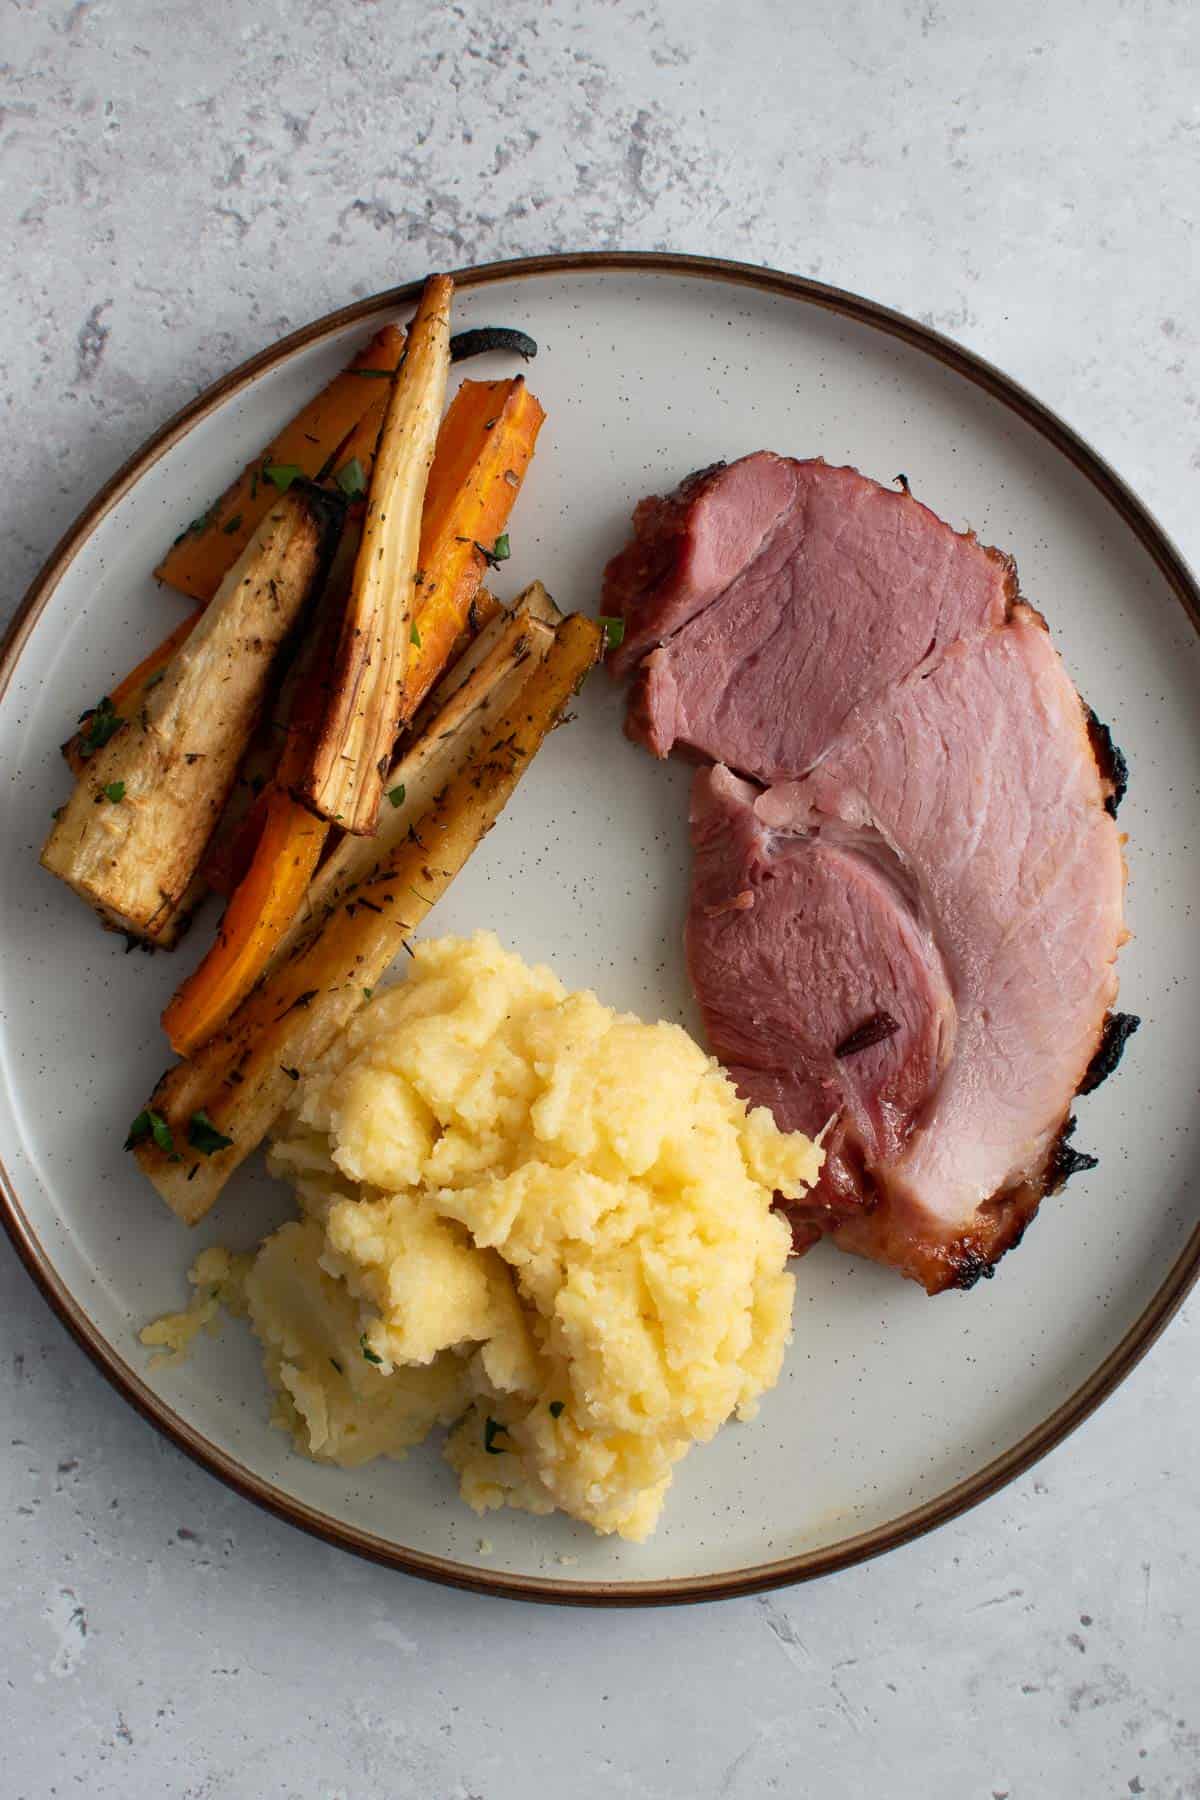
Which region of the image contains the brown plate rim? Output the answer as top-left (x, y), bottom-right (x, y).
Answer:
top-left (2, 249), bottom-right (1197, 1607)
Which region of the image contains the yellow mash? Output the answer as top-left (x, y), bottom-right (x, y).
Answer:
top-left (184, 933), bottom-right (821, 1540)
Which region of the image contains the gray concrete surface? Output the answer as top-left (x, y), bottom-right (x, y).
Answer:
top-left (2, 2), bottom-right (1197, 1795)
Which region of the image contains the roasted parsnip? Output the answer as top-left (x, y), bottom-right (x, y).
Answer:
top-left (133, 608), bottom-right (602, 1222)
top-left (65, 609), bottom-right (201, 777)
top-left (297, 274), bottom-right (452, 835)
top-left (42, 491), bottom-right (332, 946)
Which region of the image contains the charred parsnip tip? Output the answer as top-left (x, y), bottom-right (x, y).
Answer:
top-left (133, 607), bottom-right (602, 1224)
top-left (298, 273), bottom-right (453, 836)
top-left (154, 323), bottom-right (406, 603)
top-left (42, 491), bottom-right (332, 947)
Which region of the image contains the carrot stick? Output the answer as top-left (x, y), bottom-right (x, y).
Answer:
top-left (155, 324), bottom-right (406, 602)
top-left (162, 788), bottom-right (327, 1055)
top-left (403, 376), bottom-right (544, 719)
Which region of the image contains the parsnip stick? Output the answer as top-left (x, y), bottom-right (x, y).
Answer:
top-left (43, 491), bottom-right (332, 946)
top-left (297, 275), bottom-right (452, 834)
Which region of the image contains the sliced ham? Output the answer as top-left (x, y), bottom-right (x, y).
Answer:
top-left (608, 454), bottom-right (1133, 1293)
top-left (609, 454), bottom-right (1016, 784)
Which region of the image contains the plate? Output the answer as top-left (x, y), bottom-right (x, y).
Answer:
top-left (2, 253), bottom-right (1198, 1606)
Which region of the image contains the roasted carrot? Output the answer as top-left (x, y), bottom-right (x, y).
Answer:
top-left (155, 324), bottom-right (405, 602)
top-left (65, 608), bottom-right (201, 775)
top-left (403, 376), bottom-right (545, 718)
top-left (162, 788), bottom-right (327, 1055)
top-left (324, 389), bottom-right (390, 497)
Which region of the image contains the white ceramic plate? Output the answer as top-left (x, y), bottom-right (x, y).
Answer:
top-left (3, 255), bottom-right (1198, 1605)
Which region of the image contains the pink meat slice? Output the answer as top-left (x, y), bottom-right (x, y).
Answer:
top-left (603, 453), bottom-right (801, 681)
top-left (750, 611), bottom-right (1126, 1291)
top-left (611, 454), bottom-right (1016, 783)
top-left (609, 453), bottom-right (1132, 1292)
top-left (687, 764), bottom-right (956, 1239)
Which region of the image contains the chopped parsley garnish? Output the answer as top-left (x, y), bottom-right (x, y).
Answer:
top-left (172, 505), bottom-right (217, 546)
top-left (335, 456), bottom-right (368, 499)
top-left (598, 615), bottom-right (625, 653)
top-left (280, 1065), bottom-right (301, 1082)
top-left (78, 695), bottom-right (123, 757)
top-left (410, 622), bottom-right (421, 647)
top-left (471, 535), bottom-right (511, 570)
top-left (124, 1108), bottom-right (174, 1154)
top-left (386, 784), bottom-right (406, 808)
top-left (51, 805), bottom-right (64, 821)
top-left (348, 366), bottom-right (396, 379)
top-left (360, 1334), bottom-right (383, 1366)
top-left (102, 780), bottom-right (126, 804)
top-left (362, 986), bottom-right (373, 1000)
top-left (186, 1110), bottom-right (234, 1155)
top-left (222, 514), bottom-right (243, 535)
top-left (143, 668), bottom-right (166, 691)
top-left (483, 1417), bottom-right (510, 1455)
top-left (329, 1357), bottom-right (344, 1374)
top-left (548, 1400), bottom-right (565, 1419)
top-left (265, 462), bottom-right (303, 492)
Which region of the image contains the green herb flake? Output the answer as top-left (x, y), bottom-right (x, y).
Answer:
top-left (548, 1400), bottom-right (565, 1419)
top-left (102, 780), bottom-right (126, 804)
top-left (265, 462), bottom-right (303, 492)
top-left (483, 1417), bottom-right (510, 1455)
top-left (335, 456), bottom-right (368, 499)
top-left (410, 622), bottom-right (422, 648)
top-left (329, 1357), bottom-right (344, 1374)
top-left (360, 1333), bottom-right (384, 1366)
top-left (598, 615), bottom-right (626, 654)
top-left (143, 668), bottom-right (166, 691)
top-left (186, 1109), bottom-right (234, 1155)
top-left (51, 805), bottom-right (65, 821)
top-left (386, 784), bottom-right (407, 809)
top-left (172, 504), bottom-right (217, 546)
top-left (471, 536), bottom-right (510, 571)
top-left (124, 1108), bottom-right (174, 1155)
top-left (78, 695), bottom-right (124, 758)
top-left (222, 514), bottom-right (244, 536)
top-left (280, 1065), bottom-right (301, 1082)
top-left (362, 986), bottom-right (373, 1000)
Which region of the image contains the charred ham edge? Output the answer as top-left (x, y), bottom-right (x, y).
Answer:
top-left (1078, 1010), bottom-right (1141, 1093)
top-left (943, 1119), bottom-right (1099, 1293)
top-left (1084, 706), bottom-right (1129, 816)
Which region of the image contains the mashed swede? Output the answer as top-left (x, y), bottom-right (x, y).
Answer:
top-left (226, 933), bottom-right (821, 1539)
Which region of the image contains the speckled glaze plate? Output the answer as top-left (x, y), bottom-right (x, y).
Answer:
top-left (2, 254), bottom-right (1199, 1605)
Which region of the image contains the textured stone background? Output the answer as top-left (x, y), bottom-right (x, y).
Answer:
top-left (2, 2), bottom-right (1198, 1796)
